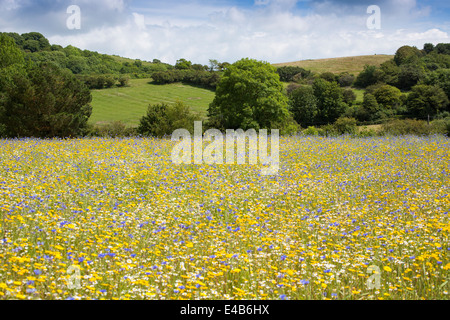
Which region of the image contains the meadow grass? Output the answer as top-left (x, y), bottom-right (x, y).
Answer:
top-left (0, 135), bottom-right (449, 300)
top-left (354, 89), bottom-right (365, 103)
top-left (274, 55), bottom-right (394, 75)
top-left (90, 79), bottom-right (216, 127)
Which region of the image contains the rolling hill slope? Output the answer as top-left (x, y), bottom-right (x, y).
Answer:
top-left (90, 79), bottom-right (215, 127)
top-left (91, 55), bottom-right (395, 126)
top-left (273, 54), bottom-right (394, 75)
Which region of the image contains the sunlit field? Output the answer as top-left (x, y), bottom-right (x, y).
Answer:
top-left (0, 135), bottom-right (449, 300)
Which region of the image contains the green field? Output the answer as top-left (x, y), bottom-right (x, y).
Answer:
top-left (90, 79), bottom-right (216, 127)
top-left (90, 56), bottom-right (389, 127)
top-left (354, 89), bottom-right (365, 102)
top-left (91, 80), bottom-right (367, 127)
top-left (274, 55), bottom-right (394, 75)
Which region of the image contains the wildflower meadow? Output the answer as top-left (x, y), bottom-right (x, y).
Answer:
top-left (0, 135), bottom-right (449, 300)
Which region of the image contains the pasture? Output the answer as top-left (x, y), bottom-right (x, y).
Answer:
top-left (89, 79), bottom-right (216, 127)
top-left (274, 55), bottom-right (394, 75)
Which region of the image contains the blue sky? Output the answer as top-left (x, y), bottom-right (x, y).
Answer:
top-left (0, 0), bottom-right (449, 64)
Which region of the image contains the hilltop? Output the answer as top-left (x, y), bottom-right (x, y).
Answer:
top-left (273, 54), bottom-right (394, 75)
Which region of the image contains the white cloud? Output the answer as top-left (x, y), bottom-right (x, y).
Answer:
top-left (133, 12), bottom-right (146, 30)
top-left (14, 0), bottom-right (449, 65)
top-left (402, 28), bottom-right (448, 40)
top-left (1, 0), bottom-right (21, 10)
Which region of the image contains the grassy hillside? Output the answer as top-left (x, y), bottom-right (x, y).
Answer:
top-left (273, 55), bottom-right (394, 75)
top-left (90, 79), bottom-right (215, 127)
top-left (90, 56), bottom-right (391, 127)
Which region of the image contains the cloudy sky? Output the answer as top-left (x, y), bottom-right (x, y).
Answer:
top-left (0, 0), bottom-right (449, 65)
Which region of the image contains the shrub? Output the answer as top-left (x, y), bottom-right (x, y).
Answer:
top-left (89, 121), bottom-right (137, 137)
top-left (319, 124), bottom-right (338, 137)
top-left (302, 126), bottom-right (319, 136)
top-left (381, 119), bottom-right (432, 136)
top-left (118, 75), bottom-right (130, 87)
top-left (334, 117), bottom-right (357, 135)
top-left (430, 117), bottom-right (450, 135)
top-left (286, 83), bottom-right (302, 95)
top-left (338, 73), bottom-right (355, 87)
top-left (276, 66), bottom-right (309, 82)
top-left (342, 89), bottom-right (357, 105)
top-left (320, 72), bottom-right (337, 82)
top-left (138, 101), bottom-right (199, 137)
top-left (357, 127), bottom-right (378, 137)
top-left (103, 75), bottom-right (116, 88)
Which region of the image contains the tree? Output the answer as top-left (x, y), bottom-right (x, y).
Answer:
top-left (288, 86), bottom-right (318, 128)
top-left (207, 58), bottom-right (292, 130)
top-left (354, 65), bottom-right (380, 88)
top-left (3, 32), bottom-right (24, 48)
top-left (342, 89), bottom-right (357, 105)
top-left (0, 63), bottom-right (92, 138)
top-left (362, 93), bottom-right (379, 115)
top-left (338, 73), bottom-right (355, 87)
top-left (137, 101), bottom-right (198, 137)
top-left (320, 72), bottom-right (337, 83)
top-left (435, 43), bottom-right (450, 55)
top-left (379, 60), bottom-right (400, 86)
top-left (394, 45), bottom-right (422, 66)
top-left (175, 58), bottom-right (192, 70)
top-left (0, 34), bottom-right (25, 68)
top-left (209, 59), bottom-right (220, 72)
top-left (406, 85), bottom-right (449, 119)
top-left (312, 78), bottom-right (348, 124)
top-left (276, 66), bottom-right (310, 82)
top-left (21, 32), bottom-right (51, 52)
top-left (397, 63), bottom-right (424, 90)
top-left (372, 84), bottom-right (402, 110)
top-left (423, 43), bottom-right (434, 54)
top-left (67, 56), bottom-right (88, 74)
top-left (425, 69), bottom-right (450, 100)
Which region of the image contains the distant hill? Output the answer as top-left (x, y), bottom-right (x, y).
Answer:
top-left (273, 55), bottom-right (394, 75)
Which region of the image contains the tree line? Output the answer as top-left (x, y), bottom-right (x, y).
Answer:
top-left (1, 30), bottom-right (450, 138)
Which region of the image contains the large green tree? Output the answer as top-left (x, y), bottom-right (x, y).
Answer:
top-left (354, 65), bottom-right (381, 88)
top-left (372, 84), bottom-right (402, 110)
top-left (397, 63), bottom-right (424, 90)
top-left (0, 34), bottom-right (25, 68)
top-left (288, 86), bottom-right (318, 128)
top-left (312, 78), bottom-right (348, 125)
top-left (207, 58), bottom-right (292, 130)
top-left (394, 45), bottom-right (422, 66)
top-left (425, 69), bottom-right (450, 100)
top-left (0, 62), bottom-right (92, 138)
top-left (406, 85), bottom-right (449, 119)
